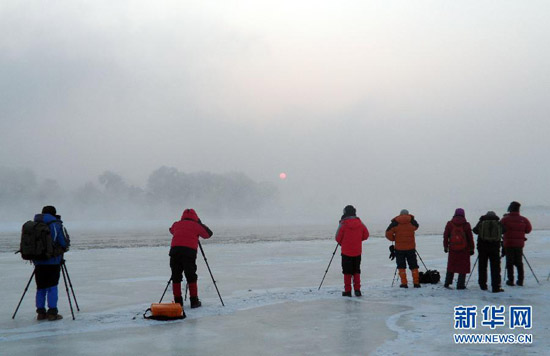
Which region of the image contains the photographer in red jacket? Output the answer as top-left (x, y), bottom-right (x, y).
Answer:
top-left (169, 209), bottom-right (213, 308)
top-left (501, 201), bottom-right (532, 286)
top-left (335, 205), bottom-right (369, 297)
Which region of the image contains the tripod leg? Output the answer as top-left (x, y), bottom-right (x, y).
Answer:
top-left (465, 256), bottom-right (478, 288)
top-left (318, 243), bottom-right (339, 290)
top-left (62, 263), bottom-right (80, 311)
top-left (12, 270), bottom-right (35, 319)
top-left (415, 250), bottom-right (429, 271)
top-left (523, 254), bottom-right (540, 284)
top-left (159, 278), bottom-right (171, 303)
top-left (198, 242), bottom-right (224, 306)
top-left (184, 283), bottom-right (188, 302)
top-left (391, 267), bottom-right (397, 287)
top-left (61, 266), bottom-right (75, 320)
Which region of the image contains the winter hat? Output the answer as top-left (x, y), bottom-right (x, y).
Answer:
top-left (42, 205), bottom-right (57, 216)
top-left (400, 209), bottom-right (409, 215)
top-left (486, 211), bottom-right (497, 217)
top-left (342, 205), bottom-right (356, 217)
top-left (508, 201), bottom-right (521, 213)
top-left (454, 208), bottom-right (465, 217)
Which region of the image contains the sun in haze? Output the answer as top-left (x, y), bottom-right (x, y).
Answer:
top-left (279, 172), bottom-right (287, 180)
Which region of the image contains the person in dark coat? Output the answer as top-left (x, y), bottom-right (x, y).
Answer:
top-left (33, 205), bottom-right (68, 321)
top-left (500, 201), bottom-right (532, 286)
top-left (443, 208), bottom-right (475, 289)
top-left (472, 211), bottom-right (504, 293)
top-left (335, 205), bottom-right (369, 297)
top-left (169, 209), bottom-right (213, 310)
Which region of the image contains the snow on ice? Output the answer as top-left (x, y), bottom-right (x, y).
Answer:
top-left (1, 229), bottom-right (549, 355)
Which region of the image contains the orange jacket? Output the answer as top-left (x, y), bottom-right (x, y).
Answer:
top-left (385, 214), bottom-right (419, 251)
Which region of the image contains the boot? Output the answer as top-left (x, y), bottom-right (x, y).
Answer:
top-left (190, 296), bottom-right (202, 308)
top-left (173, 281), bottom-right (183, 306)
top-left (188, 282), bottom-right (201, 308)
top-left (444, 271), bottom-right (454, 289)
top-left (492, 287), bottom-right (504, 293)
top-left (412, 269), bottom-right (421, 288)
top-left (47, 308), bottom-right (63, 321)
top-left (343, 274), bottom-right (352, 295)
top-left (36, 308), bottom-right (47, 321)
top-left (398, 269), bottom-right (408, 288)
top-left (342, 291), bottom-right (352, 297)
top-left (353, 273), bottom-right (361, 293)
top-left (354, 290), bottom-right (362, 297)
top-left (173, 282), bottom-right (182, 299)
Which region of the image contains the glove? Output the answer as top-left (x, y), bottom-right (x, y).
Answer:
top-left (470, 250), bottom-right (474, 256)
top-left (501, 247), bottom-right (506, 258)
top-left (388, 245), bottom-right (395, 260)
top-left (444, 248), bottom-right (448, 253)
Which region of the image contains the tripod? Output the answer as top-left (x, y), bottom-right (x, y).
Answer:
top-left (160, 242), bottom-right (224, 307)
top-left (12, 261), bottom-right (79, 320)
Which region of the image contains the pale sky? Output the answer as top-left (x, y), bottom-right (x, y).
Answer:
top-left (1, 1), bottom-right (549, 222)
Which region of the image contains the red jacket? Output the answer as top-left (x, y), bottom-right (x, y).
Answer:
top-left (443, 216), bottom-right (474, 274)
top-left (501, 212), bottom-right (532, 248)
top-left (170, 209), bottom-right (212, 250)
top-left (335, 217), bottom-right (369, 257)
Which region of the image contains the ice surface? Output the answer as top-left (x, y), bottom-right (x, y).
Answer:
top-left (1, 230), bottom-right (549, 355)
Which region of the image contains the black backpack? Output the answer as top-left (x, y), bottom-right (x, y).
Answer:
top-left (19, 220), bottom-right (67, 260)
top-left (419, 270), bottom-right (440, 284)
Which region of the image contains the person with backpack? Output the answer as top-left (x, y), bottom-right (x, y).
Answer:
top-left (385, 209), bottom-right (420, 288)
top-left (335, 205), bottom-right (369, 297)
top-left (32, 206), bottom-right (68, 321)
top-left (472, 211), bottom-right (505, 293)
top-left (443, 208), bottom-right (474, 289)
top-left (500, 201), bottom-right (532, 286)
top-left (169, 209), bottom-right (213, 309)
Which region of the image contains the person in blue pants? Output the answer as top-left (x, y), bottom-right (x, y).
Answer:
top-left (33, 206), bottom-right (68, 321)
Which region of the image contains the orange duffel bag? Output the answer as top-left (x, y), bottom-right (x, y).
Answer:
top-left (143, 302), bottom-right (185, 320)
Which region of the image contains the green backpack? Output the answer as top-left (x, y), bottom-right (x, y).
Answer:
top-left (479, 220), bottom-right (501, 242)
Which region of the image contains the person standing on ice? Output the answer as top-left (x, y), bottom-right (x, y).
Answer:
top-left (443, 208), bottom-right (475, 290)
top-left (385, 209), bottom-right (421, 288)
top-left (500, 201), bottom-right (532, 287)
top-left (33, 205), bottom-right (68, 321)
top-left (472, 211), bottom-right (505, 293)
top-left (335, 205), bottom-right (369, 297)
top-left (169, 209), bottom-right (213, 308)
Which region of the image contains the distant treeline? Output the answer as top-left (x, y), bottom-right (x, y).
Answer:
top-left (0, 166), bottom-right (279, 221)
